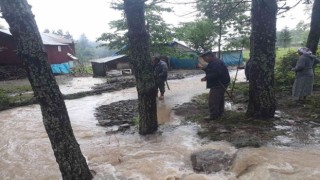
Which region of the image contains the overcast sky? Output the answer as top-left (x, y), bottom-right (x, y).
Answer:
top-left (0, 0), bottom-right (310, 41)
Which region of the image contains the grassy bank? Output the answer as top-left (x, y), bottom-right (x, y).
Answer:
top-left (0, 84), bottom-right (34, 110)
top-left (242, 47), bottom-right (299, 61)
top-left (175, 79), bottom-right (320, 148)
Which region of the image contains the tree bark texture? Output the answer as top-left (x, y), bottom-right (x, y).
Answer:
top-left (0, 1), bottom-right (93, 179)
top-left (246, 0), bottom-right (277, 118)
top-left (124, 0), bottom-right (158, 135)
top-left (306, 0), bottom-right (320, 55)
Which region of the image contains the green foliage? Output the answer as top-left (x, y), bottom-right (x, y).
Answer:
top-left (242, 50), bottom-right (249, 61)
top-left (44, 29), bottom-right (74, 40)
top-left (314, 66), bottom-right (320, 89)
top-left (43, 28), bottom-right (50, 33)
top-left (71, 64), bottom-right (93, 75)
top-left (275, 47), bottom-right (295, 60)
top-left (243, 47), bottom-right (298, 62)
top-left (308, 95), bottom-right (320, 109)
top-left (0, 90), bottom-right (10, 105)
top-left (0, 85), bottom-right (32, 94)
top-left (76, 34), bottom-right (95, 61)
top-left (232, 82), bottom-right (249, 96)
top-left (75, 34), bottom-right (116, 62)
top-left (173, 52), bottom-right (198, 60)
top-left (133, 116), bottom-right (140, 126)
top-left (42, 30), bottom-right (115, 61)
top-left (0, 88), bottom-right (34, 109)
top-left (276, 21), bottom-right (309, 47)
top-left (175, 19), bottom-right (219, 53)
top-left (224, 36), bottom-right (250, 50)
top-left (97, 0), bottom-right (174, 55)
top-left (196, 0), bottom-right (251, 49)
top-left (274, 51), bottom-right (299, 91)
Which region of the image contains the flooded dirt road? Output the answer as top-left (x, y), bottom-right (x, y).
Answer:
top-left (1, 70), bottom-right (320, 179)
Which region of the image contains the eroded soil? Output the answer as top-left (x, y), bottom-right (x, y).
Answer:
top-left (95, 81), bottom-right (320, 148)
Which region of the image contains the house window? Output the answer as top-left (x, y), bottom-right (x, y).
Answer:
top-left (58, 46), bottom-right (61, 52)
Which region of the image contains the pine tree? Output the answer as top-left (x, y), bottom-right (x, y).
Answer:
top-left (124, 0), bottom-right (158, 135)
top-left (306, 0), bottom-right (320, 54)
top-left (247, 0), bottom-right (277, 118)
top-left (279, 26), bottom-right (292, 48)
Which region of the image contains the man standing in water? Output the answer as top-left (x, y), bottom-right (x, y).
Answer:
top-left (199, 51), bottom-right (230, 120)
top-left (153, 57), bottom-right (168, 100)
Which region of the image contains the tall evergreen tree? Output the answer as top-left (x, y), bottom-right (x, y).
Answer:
top-left (278, 26), bottom-right (292, 48)
top-left (75, 33), bottom-right (95, 61)
top-left (0, 1), bottom-right (93, 179)
top-left (124, 0), bottom-right (158, 135)
top-left (196, 0), bottom-right (250, 56)
top-left (306, 0), bottom-right (320, 54)
top-left (98, 0), bottom-right (173, 55)
top-left (43, 28), bottom-right (50, 33)
top-left (55, 29), bottom-right (64, 36)
top-left (247, 0), bottom-right (277, 118)
top-left (63, 31), bottom-right (73, 40)
top-left (290, 21), bottom-right (309, 46)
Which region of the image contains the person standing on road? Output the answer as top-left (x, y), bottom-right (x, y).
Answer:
top-left (199, 51), bottom-right (230, 120)
top-left (153, 57), bottom-right (168, 100)
top-left (292, 47), bottom-right (320, 103)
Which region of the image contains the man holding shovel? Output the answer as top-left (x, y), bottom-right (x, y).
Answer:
top-left (199, 51), bottom-right (230, 120)
top-left (153, 56), bottom-right (168, 100)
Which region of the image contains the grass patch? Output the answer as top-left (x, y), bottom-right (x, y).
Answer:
top-left (243, 47), bottom-right (299, 62)
top-left (133, 116), bottom-right (139, 126)
top-left (175, 86), bottom-right (286, 148)
top-left (0, 90), bottom-right (10, 105)
top-left (195, 110), bottom-right (278, 148)
top-left (0, 84), bottom-right (32, 94)
top-left (0, 84), bottom-right (34, 110)
top-left (71, 64), bottom-right (93, 75)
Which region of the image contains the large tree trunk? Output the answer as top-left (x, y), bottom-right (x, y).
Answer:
top-left (124, 0), bottom-right (158, 135)
top-left (0, 1), bottom-right (93, 179)
top-left (306, 0), bottom-right (320, 55)
top-left (246, 0), bottom-right (277, 118)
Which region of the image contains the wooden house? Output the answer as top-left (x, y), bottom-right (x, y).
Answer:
top-left (90, 54), bottom-right (131, 77)
top-left (0, 29), bottom-right (77, 74)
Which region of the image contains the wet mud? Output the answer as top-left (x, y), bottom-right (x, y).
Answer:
top-left (174, 83), bottom-right (320, 148)
top-left (0, 70), bottom-right (204, 111)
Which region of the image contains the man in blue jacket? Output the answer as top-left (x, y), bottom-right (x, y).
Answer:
top-left (200, 51), bottom-right (230, 120)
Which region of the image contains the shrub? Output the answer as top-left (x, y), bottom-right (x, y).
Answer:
top-left (71, 64), bottom-right (93, 75)
top-left (274, 51), bottom-right (299, 91)
top-left (0, 89), bottom-right (10, 106)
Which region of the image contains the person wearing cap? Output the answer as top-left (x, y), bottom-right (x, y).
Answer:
top-left (292, 47), bottom-right (320, 103)
top-left (153, 56), bottom-right (168, 100)
top-left (200, 51), bottom-right (230, 120)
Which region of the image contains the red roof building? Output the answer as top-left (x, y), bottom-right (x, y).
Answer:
top-left (0, 29), bottom-right (76, 65)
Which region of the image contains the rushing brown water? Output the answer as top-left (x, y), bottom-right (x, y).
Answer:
top-left (1, 71), bottom-right (320, 179)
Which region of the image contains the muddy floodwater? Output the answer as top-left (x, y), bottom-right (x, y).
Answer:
top-left (1, 70), bottom-right (320, 179)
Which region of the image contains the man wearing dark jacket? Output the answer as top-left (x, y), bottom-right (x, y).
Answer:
top-left (153, 57), bottom-right (168, 100)
top-left (200, 51), bottom-right (230, 120)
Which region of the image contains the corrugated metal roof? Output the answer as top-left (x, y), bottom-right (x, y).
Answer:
top-left (41, 33), bottom-right (73, 45)
top-left (90, 54), bottom-right (127, 63)
top-left (0, 29), bottom-right (73, 45)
